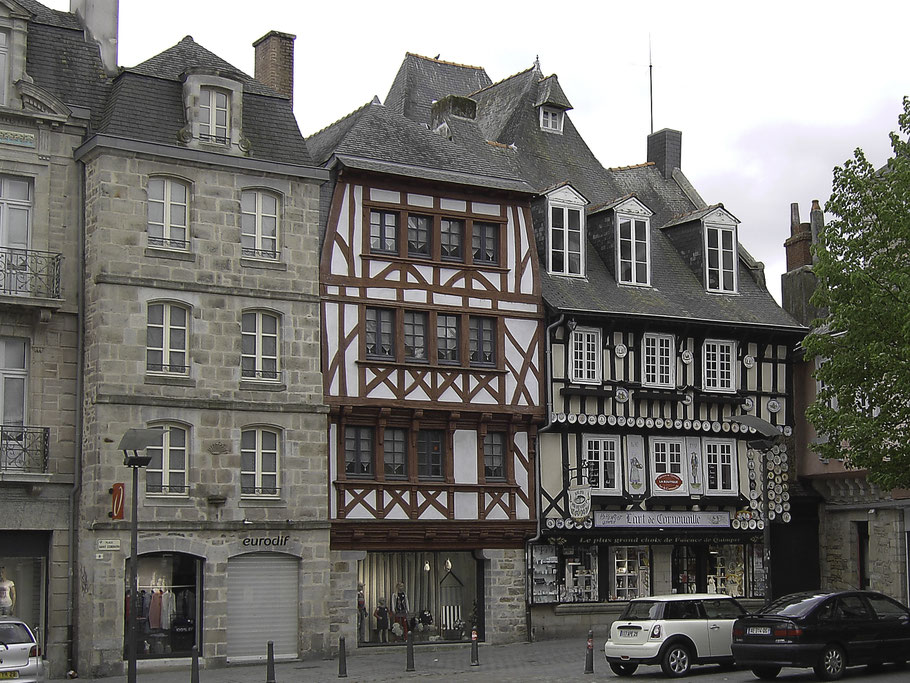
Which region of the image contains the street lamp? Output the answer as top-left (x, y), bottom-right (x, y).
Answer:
top-left (119, 428), bottom-right (164, 683)
top-left (727, 415), bottom-right (782, 606)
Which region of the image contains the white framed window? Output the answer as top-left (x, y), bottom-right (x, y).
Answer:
top-left (642, 333), bottom-right (675, 388)
top-left (703, 339), bottom-right (736, 393)
top-left (549, 204), bottom-right (584, 276)
top-left (146, 423), bottom-right (189, 496)
top-left (653, 440), bottom-right (683, 475)
top-left (242, 310), bottom-right (279, 381)
top-left (0, 176), bottom-right (32, 296)
top-left (199, 86), bottom-right (229, 144)
top-left (241, 426), bottom-right (280, 497)
top-left (705, 222), bottom-right (737, 292)
top-left (570, 327), bottom-right (601, 384)
top-left (241, 189), bottom-right (280, 260)
top-left (704, 439), bottom-right (737, 494)
top-left (0, 337), bottom-right (26, 428)
top-left (617, 213), bottom-right (650, 285)
top-left (584, 435), bottom-right (621, 494)
top-left (146, 302), bottom-right (188, 375)
top-left (147, 177), bottom-right (189, 250)
top-left (650, 438), bottom-right (688, 495)
top-left (540, 106), bottom-right (564, 133)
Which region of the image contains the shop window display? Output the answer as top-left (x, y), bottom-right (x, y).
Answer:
top-left (357, 551), bottom-right (479, 645)
top-left (707, 544), bottom-right (745, 597)
top-left (124, 553), bottom-right (201, 658)
top-left (0, 559), bottom-right (44, 646)
top-left (610, 546), bottom-right (650, 600)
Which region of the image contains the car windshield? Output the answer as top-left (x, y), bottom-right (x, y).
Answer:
top-left (620, 600), bottom-right (662, 620)
top-left (0, 622), bottom-right (33, 645)
top-left (759, 593), bottom-right (829, 618)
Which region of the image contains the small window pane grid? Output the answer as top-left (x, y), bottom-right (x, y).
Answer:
top-left (345, 426), bottom-right (374, 477)
top-left (440, 218), bottom-right (464, 260)
top-left (705, 441), bottom-right (734, 492)
top-left (550, 205), bottom-right (583, 275)
top-left (618, 216), bottom-right (649, 285)
top-left (417, 429), bottom-right (444, 479)
top-left (540, 107), bottom-right (563, 132)
top-left (241, 190), bottom-right (279, 260)
top-left (653, 440), bottom-right (683, 474)
top-left (403, 311), bottom-right (428, 362)
top-left (384, 427), bottom-right (407, 479)
top-left (483, 432), bottom-right (506, 480)
top-left (703, 340), bottom-right (735, 392)
top-left (706, 224), bottom-right (737, 292)
top-left (584, 437), bottom-right (619, 492)
top-left (145, 424), bottom-right (188, 496)
top-left (370, 210), bottom-right (398, 254)
top-left (643, 334), bottom-right (675, 388)
top-left (199, 87), bottom-right (229, 144)
top-left (241, 311), bottom-right (279, 381)
top-left (365, 308), bottom-right (395, 358)
top-left (241, 427), bottom-right (279, 496)
top-left (570, 328), bottom-right (600, 383)
top-left (469, 316), bottom-right (496, 367)
top-left (472, 221), bottom-right (499, 265)
top-left (407, 214), bottom-right (431, 258)
top-left (436, 314), bottom-right (460, 364)
top-left (146, 303), bottom-right (188, 374)
top-left (147, 178), bottom-right (189, 250)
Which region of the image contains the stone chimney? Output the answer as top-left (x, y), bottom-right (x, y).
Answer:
top-left (647, 128), bottom-right (682, 178)
top-left (71, 0), bottom-right (119, 75)
top-left (781, 200), bottom-right (825, 326)
top-left (785, 202), bottom-right (813, 271)
top-left (253, 31), bottom-right (295, 100)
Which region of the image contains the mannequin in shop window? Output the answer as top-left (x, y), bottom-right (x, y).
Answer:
top-left (357, 583), bottom-right (367, 642)
top-left (0, 567), bottom-right (15, 616)
top-left (373, 597), bottom-right (389, 643)
top-left (393, 582), bottom-right (410, 640)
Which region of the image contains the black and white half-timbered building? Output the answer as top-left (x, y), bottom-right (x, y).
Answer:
top-left (308, 55), bottom-right (545, 647)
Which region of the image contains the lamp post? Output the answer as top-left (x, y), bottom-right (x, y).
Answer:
top-left (119, 428), bottom-right (164, 683)
top-left (727, 415), bottom-right (782, 606)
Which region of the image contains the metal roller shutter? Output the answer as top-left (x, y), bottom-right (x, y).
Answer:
top-left (227, 552), bottom-right (299, 660)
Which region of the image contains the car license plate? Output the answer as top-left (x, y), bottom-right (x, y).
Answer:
top-left (0, 672), bottom-right (20, 680)
top-left (747, 626), bottom-right (771, 635)
top-left (619, 628), bottom-right (637, 638)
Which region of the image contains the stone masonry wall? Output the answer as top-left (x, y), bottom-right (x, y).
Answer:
top-left (482, 548), bottom-right (527, 643)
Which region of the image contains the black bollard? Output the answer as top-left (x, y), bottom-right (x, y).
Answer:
top-left (338, 636), bottom-right (347, 678)
top-left (266, 640), bottom-right (276, 683)
top-left (470, 626), bottom-right (479, 667)
top-left (584, 629), bottom-right (594, 674)
top-left (190, 645), bottom-right (200, 683)
top-left (405, 630), bottom-right (415, 672)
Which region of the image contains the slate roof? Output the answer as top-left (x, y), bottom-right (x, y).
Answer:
top-left (385, 53), bottom-right (492, 125)
top-left (536, 75), bottom-right (572, 110)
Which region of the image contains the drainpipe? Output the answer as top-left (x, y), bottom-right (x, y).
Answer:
top-left (524, 313), bottom-right (564, 642)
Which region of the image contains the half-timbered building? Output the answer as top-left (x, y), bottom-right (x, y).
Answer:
top-left (308, 55), bottom-right (545, 647)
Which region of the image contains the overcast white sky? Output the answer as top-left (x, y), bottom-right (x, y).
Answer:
top-left (46, 0), bottom-right (910, 303)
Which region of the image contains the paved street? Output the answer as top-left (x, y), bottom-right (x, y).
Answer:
top-left (57, 638), bottom-right (909, 682)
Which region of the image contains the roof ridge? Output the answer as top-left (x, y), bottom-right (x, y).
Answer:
top-left (486, 140), bottom-right (515, 150)
top-left (404, 52), bottom-right (485, 71)
top-left (607, 161), bottom-right (655, 171)
top-left (470, 65), bottom-right (536, 97)
top-left (668, 202), bottom-right (724, 222)
top-left (308, 99), bottom-right (376, 138)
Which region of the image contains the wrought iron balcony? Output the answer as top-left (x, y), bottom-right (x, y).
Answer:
top-left (0, 425), bottom-right (50, 474)
top-left (0, 247), bottom-right (62, 300)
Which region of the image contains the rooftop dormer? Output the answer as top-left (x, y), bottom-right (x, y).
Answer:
top-left (661, 204), bottom-right (740, 294)
top-left (536, 74), bottom-right (572, 134)
top-left (543, 183), bottom-right (587, 276)
top-left (180, 68), bottom-right (248, 154)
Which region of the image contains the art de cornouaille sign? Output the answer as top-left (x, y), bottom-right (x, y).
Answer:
top-left (594, 510), bottom-right (731, 529)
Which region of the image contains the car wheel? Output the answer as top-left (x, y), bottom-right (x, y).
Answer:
top-left (609, 662), bottom-right (639, 677)
top-left (814, 643), bottom-right (846, 681)
top-left (751, 666), bottom-right (781, 680)
top-left (660, 642), bottom-right (692, 677)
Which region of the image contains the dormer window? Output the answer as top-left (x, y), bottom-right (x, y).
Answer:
top-left (546, 185), bottom-right (587, 277)
top-left (199, 87), bottom-right (229, 144)
top-left (618, 214), bottom-right (650, 285)
top-left (540, 106), bottom-right (564, 133)
top-left (705, 221), bottom-right (737, 292)
top-left (182, 72), bottom-right (244, 154)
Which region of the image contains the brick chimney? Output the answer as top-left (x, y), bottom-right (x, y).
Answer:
top-left (781, 200), bottom-right (825, 326)
top-left (784, 199), bottom-right (822, 271)
top-left (253, 31), bottom-right (295, 100)
top-left (647, 128), bottom-right (682, 178)
top-left (71, 0), bottom-right (119, 75)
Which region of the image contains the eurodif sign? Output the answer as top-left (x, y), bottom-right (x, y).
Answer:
top-left (594, 511), bottom-right (731, 529)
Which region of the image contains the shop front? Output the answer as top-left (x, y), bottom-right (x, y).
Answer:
top-left (0, 532), bottom-right (48, 647)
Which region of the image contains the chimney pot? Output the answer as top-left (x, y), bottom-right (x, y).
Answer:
top-left (253, 30), bottom-right (296, 100)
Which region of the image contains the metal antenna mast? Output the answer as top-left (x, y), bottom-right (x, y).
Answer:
top-left (649, 35), bottom-right (654, 134)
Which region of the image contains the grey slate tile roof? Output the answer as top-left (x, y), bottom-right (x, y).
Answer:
top-left (385, 53), bottom-right (492, 125)
top-left (17, 0), bottom-right (82, 30)
top-left (536, 75), bottom-right (572, 110)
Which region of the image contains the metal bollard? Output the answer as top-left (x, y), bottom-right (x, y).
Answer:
top-left (470, 626), bottom-right (479, 667)
top-left (405, 630), bottom-right (415, 672)
top-left (584, 629), bottom-right (594, 674)
top-left (190, 644), bottom-right (200, 683)
top-left (266, 640), bottom-right (277, 683)
top-left (338, 636), bottom-right (347, 678)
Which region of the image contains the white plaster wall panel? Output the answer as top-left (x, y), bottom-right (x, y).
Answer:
top-left (326, 285), bottom-right (339, 295)
top-left (506, 208), bottom-right (517, 294)
top-left (440, 198), bottom-right (466, 212)
top-left (453, 430), bottom-right (478, 484)
top-left (404, 372), bottom-right (430, 402)
top-left (517, 208), bottom-right (534, 296)
top-left (514, 431), bottom-right (529, 492)
top-left (384, 501), bottom-right (410, 519)
top-left (347, 490), bottom-right (377, 518)
top-left (516, 497), bottom-right (529, 519)
top-left (552, 342), bottom-right (566, 380)
top-left (484, 498), bottom-right (509, 520)
top-left (468, 376), bottom-right (497, 404)
top-left (435, 292), bottom-right (461, 307)
top-left (455, 492), bottom-right (479, 520)
top-left (331, 186), bottom-right (351, 277)
top-left (403, 289), bottom-right (428, 303)
top-left (505, 318), bottom-right (539, 405)
top-left (345, 287), bottom-right (360, 297)
top-left (365, 369), bottom-right (396, 399)
top-left (416, 493), bottom-right (447, 520)
top-left (685, 437), bottom-right (704, 495)
top-left (468, 297), bottom-right (493, 309)
top-left (761, 362), bottom-right (773, 394)
top-left (370, 188), bottom-right (400, 204)
top-left (366, 287), bottom-right (397, 300)
top-left (352, 185), bottom-right (363, 279)
top-left (369, 260), bottom-right (401, 280)
top-left (344, 303), bottom-right (360, 396)
top-left (498, 301), bottom-right (538, 313)
top-left (409, 264), bottom-right (434, 285)
top-left (408, 193), bottom-right (433, 208)
top-left (472, 202), bottom-right (500, 216)
top-left (439, 384), bottom-right (461, 403)
top-left (329, 422), bottom-right (338, 518)
top-left (324, 301), bottom-right (340, 395)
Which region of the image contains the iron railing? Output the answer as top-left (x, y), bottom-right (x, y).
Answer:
top-left (0, 425), bottom-right (50, 473)
top-left (0, 247), bottom-right (62, 299)
top-left (241, 247), bottom-right (279, 260)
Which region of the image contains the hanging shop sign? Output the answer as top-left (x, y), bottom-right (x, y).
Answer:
top-left (594, 510), bottom-right (731, 529)
top-left (567, 485), bottom-right (592, 523)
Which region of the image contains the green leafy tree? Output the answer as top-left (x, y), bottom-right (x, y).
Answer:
top-left (805, 97), bottom-right (910, 489)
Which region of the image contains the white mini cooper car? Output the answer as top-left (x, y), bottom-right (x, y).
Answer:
top-left (604, 593), bottom-right (747, 677)
top-left (0, 618), bottom-right (45, 683)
